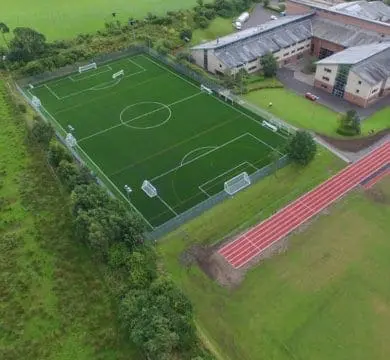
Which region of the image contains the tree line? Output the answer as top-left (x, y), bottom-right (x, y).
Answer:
top-left (26, 115), bottom-right (213, 360)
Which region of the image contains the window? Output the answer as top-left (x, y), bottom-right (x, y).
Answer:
top-left (356, 89), bottom-right (360, 94)
top-left (291, 50), bottom-right (296, 54)
top-left (248, 65), bottom-right (257, 71)
top-left (324, 68), bottom-right (332, 73)
top-left (321, 84), bottom-right (328, 89)
top-left (283, 52), bottom-right (290, 57)
top-left (219, 64), bottom-right (222, 68)
top-left (297, 53), bottom-right (304, 60)
top-left (372, 88), bottom-right (378, 94)
top-left (322, 76), bottom-right (330, 81)
top-left (358, 80), bottom-right (362, 85)
top-left (297, 46), bottom-right (304, 51)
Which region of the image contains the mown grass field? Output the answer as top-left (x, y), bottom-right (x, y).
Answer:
top-left (246, 88), bottom-right (390, 136)
top-left (192, 17), bottom-right (234, 45)
top-left (160, 155), bottom-right (390, 360)
top-left (0, 81), bottom-right (140, 360)
top-left (30, 54), bottom-right (287, 228)
top-left (2, 0), bottom-right (198, 42)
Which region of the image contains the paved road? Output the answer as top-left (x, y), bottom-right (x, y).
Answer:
top-left (242, 3), bottom-right (281, 30)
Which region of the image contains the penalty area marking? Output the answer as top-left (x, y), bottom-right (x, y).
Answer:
top-left (120, 101), bottom-right (172, 130)
top-left (180, 146), bottom-right (218, 166)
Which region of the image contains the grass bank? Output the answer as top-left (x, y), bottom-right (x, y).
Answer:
top-left (160, 157), bottom-right (390, 360)
top-left (2, 0), bottom-right (198, 42)
top-left (0, 81), bottom-right (140, 359)
top-left (192, 17), bottom-right (234, 45)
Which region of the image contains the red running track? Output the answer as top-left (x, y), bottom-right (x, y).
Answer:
top-left (219, 141), bottom-right (390, 269)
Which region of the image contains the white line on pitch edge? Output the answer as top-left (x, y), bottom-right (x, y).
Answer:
top-left (44, 84), bottom-right (60, 100)
top-left (157, 195), bottom-right (178, 216)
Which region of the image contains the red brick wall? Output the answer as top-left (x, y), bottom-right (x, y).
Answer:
top-left (343, 92), bottom-right (368, 107)
top-left (314, 79), bottom-right (333, 93)
top-left (285, 1), bottom-right (390, 35)
top-left (311, 37), bottom-right (345, 57)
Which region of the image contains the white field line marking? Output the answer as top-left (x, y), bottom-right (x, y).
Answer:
top-left (78, 91), bottom-right (203, 143)
top-left (198, 186), bottom-right (211, 197)
top-left (198, 161), bottom-right (256, 194)
top-left (30, 96), bottom-right (154, 229)
top-left (109, 115), bottom-right (240, 179)
top-left (180, 146), bottom-right (218, 166)
top-left (157, 195), bottom-right (178, 216)
top-left (128, 58), bottom-right (146, 71)
top-left (57, 69), bottom-right (146, 100)
top-left (107, 64), bottom-right (112, 70)
top-left (150, 133), bottom-right (251, 183)
top-left (141, 55), bottom-right (287, 143)
top-left (69, 65), bottom-right (112, 82)
top-left (246, 132), bottom-right (282, 155)
top-left (55, 72), bottom-right (163, 116)
top-left (44, 84), bottom-right (61, 100)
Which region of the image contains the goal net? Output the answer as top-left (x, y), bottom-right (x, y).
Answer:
top-left (78, 62), bottom-right (97, 73)
top-left (112, 69), bottom-right (124, 79)
top-left (224, 172), bottom-right (251, 195)
top-left (31, 96), bottom-right (41, 109)
top-left (142, 180), bottom-right (158, 198)
top-left (200, 84), bottom-right (213, 95)
top-left (65, 133), bottom-right (77, 148)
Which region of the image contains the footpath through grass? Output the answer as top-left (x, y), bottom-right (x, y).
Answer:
top-left (2, 0), bottom-right (197, 42)
top-left (0, 82), bottom-right (140, 359)
top-left (246, 88), bottom-right (390, 136)
top-left (160, 154), bottom-right (390, 359)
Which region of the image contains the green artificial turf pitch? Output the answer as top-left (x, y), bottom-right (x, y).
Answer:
top-left (29, 55), bottom-right (287, 229)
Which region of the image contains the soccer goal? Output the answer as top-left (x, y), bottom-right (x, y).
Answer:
top-left (31, 96), bottom-right (41, 109)
top-left (65, 133), bottom-right (77, 148)
top-left (112, 69), bottom-right (124, 79)
top-left (200, 84), bottom-right (213, 95)
top-left (142, 180), bottom-right (158, 198)
top-left (224, 172), bottom-right (251, 195)
top-left (78, 62), bottom-right (97, 73)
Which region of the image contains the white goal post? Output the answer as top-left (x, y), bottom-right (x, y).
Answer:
top-left (142, 180), bottom-right (158, 198)
top-left (112, 69), bottom-right (124, 79)
top-left (224, 172), bottom-right (251, 195)
top-left (262, 120), bottom-right (278, 132)
top-left (65, 133), bottom-right (77, 148)
top-left (200, 84), bottom-right (213, 95)
top-left (78, 62), bottom-right (97, 73)
top-left (31, 95), bottom-right (41, 109)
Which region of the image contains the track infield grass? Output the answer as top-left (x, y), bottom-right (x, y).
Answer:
top-left (2, 0), bottom-right (198, 43)
top-left (246, 88), bottom-right (390, 136)
top-left (29, 54), bottom-right (287, 229)
top-left (160, 169), bottom-right (390, 360)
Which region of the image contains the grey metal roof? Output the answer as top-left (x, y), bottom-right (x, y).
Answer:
top-left (316, 42), bottom-right (390, 65)
top-left (331, 1), bottom-right (390, 23)
top-left (312, 17), bottom-right (390, 47)
top-left (352, 47), bottom-right (390, 84)
top-left (191, 13), bottom-right (314, 51)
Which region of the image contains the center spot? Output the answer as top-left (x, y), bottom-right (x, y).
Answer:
top-left (120, 101), bottom-right (171, 130)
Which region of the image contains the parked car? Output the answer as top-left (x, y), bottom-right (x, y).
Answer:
top-left (270, 15), bottom-right (277, 20)
top-left (305, 92), bottom-right (319, 101)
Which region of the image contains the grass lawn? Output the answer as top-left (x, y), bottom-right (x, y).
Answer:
top-left (29, 54), bottom-right (287, 229)
top-left (362, 107), bottom-right (390, 135)
top-left (2, 0), bottom-right (197, 42)
top-left (160, 160), bottom-right (390, 360)
top-left (192, 17), bottom-right (234, 45)
top-left (0, 81), bottom-right (140, 360)
top-left (245, 88), bottom-right (390, 136)
top-left (245, 88), bottom-right (340, 135)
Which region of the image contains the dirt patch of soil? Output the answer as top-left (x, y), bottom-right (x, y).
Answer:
top-left (318, 129), bottom-right (390, 152)
top-left (365, 187), bottom-right (390, 205)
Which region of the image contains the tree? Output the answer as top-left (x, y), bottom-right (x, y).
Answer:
top-left (263, 0), bottom-right (270, 8)
top-left (179, 28), bottom-right (192, 42)
top-left (31, 118), bottom-right (54, 148)
top-left (287, 131), bottom-right (317, 166)
top-left (260, 52), bottom-right (278, 78)
top-left (48, 140), bottom-right (72, 167)
top-left (8, 27), bottom-right (47, 62)
top-left (0, 22), bottom-right (10, 49)
top-left (338, 109), bottom-right (361, 136)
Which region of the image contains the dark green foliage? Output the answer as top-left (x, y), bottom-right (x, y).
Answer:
top-left (57, 160), bottom-right (92, 191)
top-left (260, 52), bottom-right (278, 78)
top-left (0, 22), bottom-right (10, 48)
top-left (180, 28), bottom-right (193, 41)
top-left (48, 140), bottom-right (72, 167)
top-left (120, 277), bottom-right (196, 360)
top-left (8, 27), bottom-right (47, 62)
top-left (337, 110), bottom-right (361, 136)
top-left (31, 118), bottom-right (54, 148)
top-left (287, 130), bottom-right (317, 166)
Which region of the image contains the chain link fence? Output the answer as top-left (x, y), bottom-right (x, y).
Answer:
top-left (15, 46), bottom-right (292, 239)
